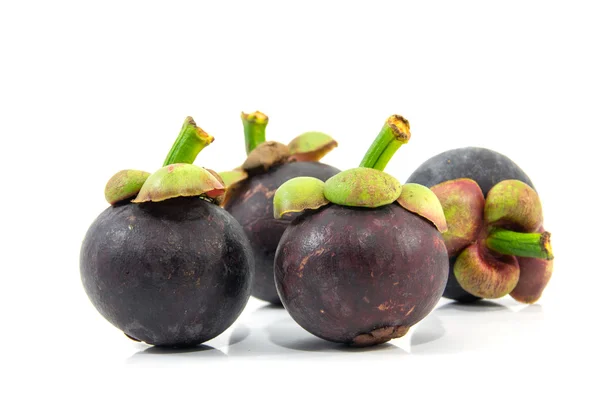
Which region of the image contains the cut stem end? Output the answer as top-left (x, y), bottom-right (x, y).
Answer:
top-left (486, 229), bottom-right (554, 260)
top-left (359, 115), bottom-right (411, 171)
top-left (163, 117), bottom-right (214, 166)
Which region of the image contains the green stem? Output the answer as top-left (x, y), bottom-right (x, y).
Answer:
top-left (242, 111), bottom-right (268, 154)
top-left (359, 115), bottom-right (411, 171)
top-left (163, 117), bottom-right (214, 166)
top-left (486, 228), bottom-right (553, 260)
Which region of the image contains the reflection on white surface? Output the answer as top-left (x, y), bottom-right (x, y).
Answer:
top-left (127, 344), bottom-right (227, 365)
top-left (409, 300), bottom-right (544, 355)
top-left (124, 296), bottom-right (547, 364)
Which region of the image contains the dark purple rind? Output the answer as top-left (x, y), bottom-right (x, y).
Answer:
top-left (274, 204), bottom-right (449, 344)
top-left (407, 147), bottom-right (535, 302)
top-left (225, 161), bottom-right (340, 304)
top-left (80, 197), bottom-right (254, 347)
top-left (406, 147), bottom-right (534, 196)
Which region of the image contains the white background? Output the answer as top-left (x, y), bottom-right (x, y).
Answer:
top-left (1, 1), bottom-right (597, 398)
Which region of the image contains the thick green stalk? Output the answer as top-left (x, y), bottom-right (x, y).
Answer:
top-left (359, 115), bottom-right (411, 171)
top-left (486, 228), bottom-right (553, 260)
top-left (163, 117), bottom-right (214, 166)
top-left (242, 111), bottom-right (269, 154)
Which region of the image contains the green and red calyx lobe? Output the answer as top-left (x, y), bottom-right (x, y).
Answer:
top-left (431, 178), bottom-right (553, 303)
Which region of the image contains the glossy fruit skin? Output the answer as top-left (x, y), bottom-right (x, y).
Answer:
top-left (274, 203), bottom-right (448, 345)
top-left (80, 197), bottom-right (253, 347)
top-left (407, 147), bottom-right (534, 302)
top-left (406, 147), bottom-right (534, 196)
top-left (225, 161), bottom-right (340, 304)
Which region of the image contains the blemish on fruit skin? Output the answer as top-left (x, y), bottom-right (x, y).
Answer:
top-left (352, 326), bottom-right (410, 347)
top-left (363, 296), bottom-right (370, 303)
top-left (406, 306), bottom-right (415, 316)
top-left (297, 248), bottom-right (325, 277)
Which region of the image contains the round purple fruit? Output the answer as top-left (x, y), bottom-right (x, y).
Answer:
top-left (407, 148), bottom-right (553, 303)
top-left (221, 112), bottom-right (339, 304)
top-left (80, 118), bottom-right (254, 347)
top-left (273, 115), bottom-right (449, 346)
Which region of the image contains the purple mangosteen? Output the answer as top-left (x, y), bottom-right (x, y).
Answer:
top-left (221, 111), bottom-right (340, 304)
top-left (272, 115), bottom-right (449, 346)
top-left (407, 148), bottom-right (553, 303)
top-left (80, 117), bottom-right (254, 347)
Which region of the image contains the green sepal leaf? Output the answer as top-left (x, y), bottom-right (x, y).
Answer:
top-left (323, 167), bottom-right (401, 208)
top-left (484, 180), bottom-right (543, 232)
top-left (397, 183), bottom-right (448, 233)
top-left (454, 243), bottom-right (520, 299)
top-left (132, 163), bottom-right (225, 203)
top-left (430, 178), bottom-right (486, 257)
top-left (288, 132), bottom-right (338, 162)
top-left (105, 169), bottom-right (151, 205)
top-left (273, 177), bottom-right (329, 219)
top-left (219, 168), bottom-right (248, 187)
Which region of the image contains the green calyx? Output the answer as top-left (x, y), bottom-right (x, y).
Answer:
top-left (431, 179), bottom-right (486, 256)
top-left (272, 114), bottom-right (447, 230)
top-left (397, 183), bottom-right (448, 233)
top-left (454, 244), bottom-right (520, 299)
top-left (320, 114), bottom-right (411, 208)
top-left (288, 131), bottom-right (338, 162)
top-left (104, 116), bottom-right (219, 205)
top-left (273, 115), bottom-right (449, 223)
top-left (482, 180), bottom-right (550, 261)
top-left (272, 169), bottom-right (403, 218)
top-left (132, 164), bottom-right (225, 203)
top-left (484, 180), bottom-right (543, 232)
top-left (324, 168), bottom-right (402, 208)
top-left (273, 177), bottom-right (329, 218)
top-left (433, 178), bottom-right (554, 303)
top-left (219, 168), bottom-right (248, 187)
top-left (105, 170), bottom-right (151, 205)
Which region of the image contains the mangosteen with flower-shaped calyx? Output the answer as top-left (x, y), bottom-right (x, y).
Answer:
top-left (80, 117), bottom-right (254, 347)
top-left (272, 115), bottom-right (449, 346)
top-left (407, 148), bottom-right (553, 303)
top-left (220, 111), bottom-right (340, 304)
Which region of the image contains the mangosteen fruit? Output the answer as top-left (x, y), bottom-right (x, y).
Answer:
top-left (272, 115), bottom-right (449, 346)
top-left (220, 111), bottom-right (340, 304)
top-left (407, 148), bottom-right (553, 303)
top-left (80, 117), bottom-right (254, 347)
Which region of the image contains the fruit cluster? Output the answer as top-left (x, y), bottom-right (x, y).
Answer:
top-left (80, 112), bottom-right (553, 348)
